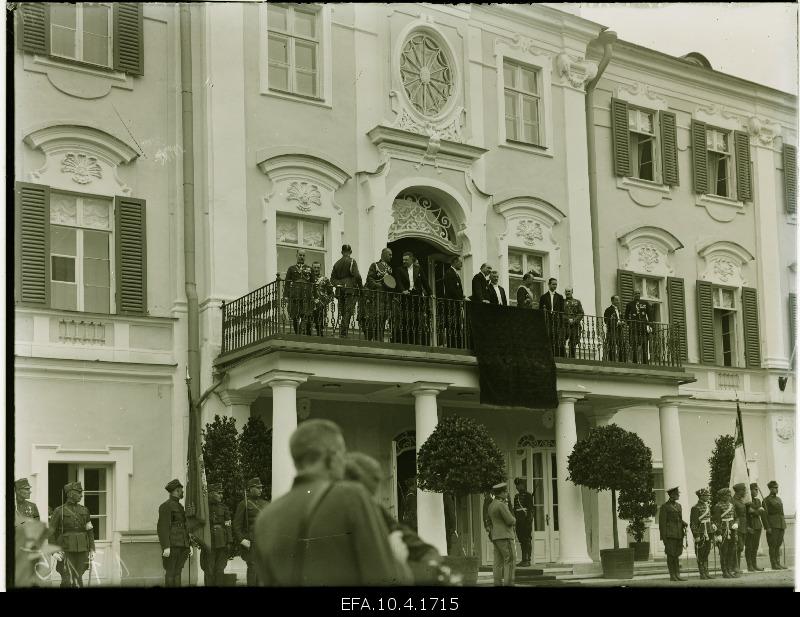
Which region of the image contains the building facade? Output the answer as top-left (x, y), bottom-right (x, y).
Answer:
top-left (13, 3), bottom-right (796, 584)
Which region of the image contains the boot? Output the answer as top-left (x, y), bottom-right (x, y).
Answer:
top-left (666, 557), bottom-right (677, 581)
top-left (674, 560), bottom-right (687, 581)
top-left (697, 561), bottom-right (707, 580)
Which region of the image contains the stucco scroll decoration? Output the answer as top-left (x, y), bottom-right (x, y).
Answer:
top-left (61, 153), bottom-right (102, 185)
top-left (713, 258), bottom-right (737, 283)
top-left (555, 53), bottom-right (597, 90)
top-left (638, 245), bottom-right (660, 273)
top-left (287, 181), bottom-right (322, 212)
top-left (393, 106), bottom-right (464, 143)
top-left (517, 219), bottom-right (544, 247)
top-left (614, 82), bottom-right (669, 110)
top-left (747, 117), bottom-right (782, 147)
top-left (388, 193), bottom-right (457, 248)
top-left (775, 416), bottom-right (794, 442)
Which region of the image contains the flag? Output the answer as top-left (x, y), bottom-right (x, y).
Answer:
top-left (729, 401), bottom-right (752, 504)
top-left (185, 379), bottom-right (212, 549)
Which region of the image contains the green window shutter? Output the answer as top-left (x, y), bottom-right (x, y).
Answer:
top-left (789, 293), bottom-right (797, 359)
top-left (617, 269), bottom-right (635, 308)
top-left (696, 280), bottom-right (715, 364)
top-left (611, 98), bottom-right (631, 177)
top-left (734, 131), bottom-right (752, 202)
top-left (17, 3), bottom-right (49, 54)
top-left (113, 3), bottom-right (144, 75)
top-left (741, 287), bottom-right (761, 368)
top-left (667, 277), bottom-right (688, 362)
top-left (691, 120), bottom-right (708, 194)
top-left (783, 144), bottom-right (797, 214)
top-left (115, 196), bottom-right (147, 314)
top-left (660, 110), bottom-right (679, 186)
top-left (15, 182), bottom-right (50, 306)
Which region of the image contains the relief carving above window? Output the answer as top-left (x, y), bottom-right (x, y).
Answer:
top-left (697, 239), bottom-right (754, 287)
top-left (617, 226), bottom-right (683, 277)
top-left (287, 181), bottom-right (322, 212)
top-left (61, 152), bottom-right (103, 185)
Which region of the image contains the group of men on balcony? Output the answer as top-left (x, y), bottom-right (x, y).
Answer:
top-left (282, 246), bottom-right (661, 364)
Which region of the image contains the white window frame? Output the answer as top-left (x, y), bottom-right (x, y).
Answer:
top-left (261, 3), bottom-right (333, 107)
top-left (49, 463), bottom-right (111, 542)
top-left (49, 2), bottom-right (113, 69)
top-left (503, 59), bottom-right (542, 147)
top-left (634, 274), bottom-right (664, 323)
top-left (508, 249), bottom-right (546, 306)
top-left (50, 192), bottom-right (115, 315)
top-left (276, 214), bottom-right (329, 272)
top-left (712, 285), bottom-right (742, 368)
top-left (495, 42), bottom-right (554, 156)
top-left (628, 107), bottom-right (660, 183)
top-left (706, 126), bottom-right (734, 199)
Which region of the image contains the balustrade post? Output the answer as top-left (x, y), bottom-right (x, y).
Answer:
top-left (430, 297), bottom-right (438, 347)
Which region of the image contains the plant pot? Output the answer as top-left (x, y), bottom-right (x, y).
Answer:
top-left (600, 548), bottom-right (634, 579)
top-left (223, 573), bottom-right (238, 587)
top-left (442, 556), bottom-right (479, 586)
top-left (630, 542), bottom-right (650, 561)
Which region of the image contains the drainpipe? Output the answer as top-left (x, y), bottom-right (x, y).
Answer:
top-left (585, 28), bottom-right (617, 316)
top-left (180, 4), bottom-right (200, 404)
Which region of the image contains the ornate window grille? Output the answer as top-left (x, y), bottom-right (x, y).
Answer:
top-left (400, 32), bottom-right (453, 117)
top-left (388, 193), bottom-right (459, 252)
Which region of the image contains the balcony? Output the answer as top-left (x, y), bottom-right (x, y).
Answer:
top-left (219, 279), bottom-right (684, 370)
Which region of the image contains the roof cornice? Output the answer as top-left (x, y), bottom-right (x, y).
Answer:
top-left (476, 4), bottom-right (604, 43)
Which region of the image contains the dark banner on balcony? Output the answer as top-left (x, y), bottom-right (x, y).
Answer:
top-left (468, 303), bottom-right (558, 409)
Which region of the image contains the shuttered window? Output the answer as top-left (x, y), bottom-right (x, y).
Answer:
top-left (617, 269), bottom-right (635, 309)
top-left (696, 280), bottom-right (716, 364)
top-left (734, 131), bottom-right (752, 201)
top-left (660, 111), bottom-right (679, 186)
top-left (115, 196), bottom-right (148, 315)
top-left (15, 182), bottom-right (51, 306)
top-left (611, 98), bottom-right (631, 177)
top-left (784, 144), bottom-right (797, 215)
top-left (691, 120), bottom-right (708, 194)
top-left (667, 277), bottom-right (688, 362)
top-left (741, 287), bottom-right (761, 368)
top-left (789, 293), bottom-right (796, 362)
top-left (18, 3), bottom-right (143, 74)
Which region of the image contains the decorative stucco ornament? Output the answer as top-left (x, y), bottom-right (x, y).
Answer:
top-left (400, 32), bottom-right (453, 117)
top-left (61, 153), bottom-right (102, 185)
top-left (517, 219), bottom-right (543, 247)
top-left (287, 181), bottom-right (322, 212)
top-left (638, 245), bottom-right (660, 272)
top-left (541, 409), bottom-right (555, 429)
top-left (713, 258), bottom-right (737, 283)
top-left (775, 416), bottom-right (794, 442)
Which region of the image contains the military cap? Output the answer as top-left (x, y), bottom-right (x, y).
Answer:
top-left (15, 478), bottom-right (32, 490)
top-left (667, 486), bottom-right (680, 496)
top-left (247, 477), bottom-right (263, 489)
top-left (208, 483), bottom-right (222, 493)
top-left (165, 478), bottom-right (183, 492)
top-left (749, 482), bottom-right (759, 490)
top-left (64, 482), bottom-right (83, 493)
top-left (513, 477), bottom-right (526, 485)
top-left (341, 244), bottom-right (352, 253)
top-left (695, 488), bottom-right (710, 498)
top-left (732, 482), bottom-right (746, 492)
top-left (767, 480), bottom-right (778, 489)
top-left (717, 488), bottom-right (732, 498)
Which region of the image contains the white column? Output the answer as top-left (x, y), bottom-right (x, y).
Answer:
top-left (411, 382), bottom-right (449, 556)
top-left (257, 371), bottom-right (310, 500)
top-left (218, 391), bottom-right (257, 429)
top-left (765, 407), bottom-right (795, 516)
top-left (658, 397), bottom-right (691, 519)
top-left (555, 392), bottom-right (593, 564)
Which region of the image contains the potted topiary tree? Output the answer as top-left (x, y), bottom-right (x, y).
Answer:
top-left (567, 423), bottom-right (654, 579)
top-left (202, 416), bottom-right (244, 517)
top-left (618, 484), bottom-right (657, 561)
top-left (239, 418), bottom-right (272, 500)
top-left (416, 415), bottom-right (505, 585)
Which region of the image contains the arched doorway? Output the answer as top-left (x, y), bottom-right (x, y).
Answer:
top-left (392, 430), bottom-right (417, 528)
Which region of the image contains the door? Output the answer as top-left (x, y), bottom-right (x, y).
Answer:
top-left (514, 447), bottom-right (560, 563)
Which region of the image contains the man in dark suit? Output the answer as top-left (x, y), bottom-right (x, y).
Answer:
top-left (487, 270), bottom-right (507, 306)
top-left (253, 419), bottom-right (403, 586)
top-left (624, 291), bottom-right (651, 364)
top-left (330, 244), bottom-right (362, 337)
top-left (395, 251), bottom-right (431, 344)
top-left (440, 256), bottom-right (465, 347)
top-left (471, 263), bottom-right (492, 303)
top-left (538, 278), bottom-right (565, 357)
top-left (603, 295), bottom-right (625, 362)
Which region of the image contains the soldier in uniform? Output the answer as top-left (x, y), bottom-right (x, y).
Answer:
top-left (763, 480), bottom-right (787, 570)
top-left (14, 478), bottom-right (40, 527)
top-left (330, 244), bottom-right (362, 337)
top-left (363, 248), bottom-right (394, 341)
top-left (690, 488), bottom-right (715, 580)
top-left (487, 482), bottom-right (516, 587)
top-left (658, 486), bottom-right (688, 581)
top-left (745, 482), bottom-right (766, 572)
top-left (285, 249), bottom-right (313, 335)
top-left (512, 477), bottom-right (534, 567)
top-left (624, 291), bottom-right (651, 364)
top-left (157, 478), bottom-right (191, 587)
top-left (732, 482), bottom-right (748, 575)
top-left (49, 482), bottom-right (95, 587)
top-left (712, 488), bottom-right (738, 578)
top-left (310, 261), bottom-right (335, 336)
top-left (563, 288), bottom-right (585, 358)
top-left (233, 477), bottom-right (270, 586)
top-left (201, 483), bottom-right (233, 586)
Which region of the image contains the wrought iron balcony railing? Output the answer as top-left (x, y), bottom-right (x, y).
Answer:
top-left (220, 278), bottom-right (684, 369)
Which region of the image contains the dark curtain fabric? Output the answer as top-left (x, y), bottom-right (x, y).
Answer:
top-left (467, 303), bottom-right (557, 409)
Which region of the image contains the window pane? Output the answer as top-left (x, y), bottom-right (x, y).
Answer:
top-left (269, 64), bottom-right (289, 91)
top-left (296, 70), bottom-right (317, 96)
top-left (83, 4), bottom-right (109, 36)
top-left (84, 285), bottom-right (110, 313)
top-left (83, 230), bottom-right (109, 259)
top-left (51, 194), bottom-right (78, 225)
top-left (294, 9), bottom-right (316, 38)
top-left (83, 33), bottom-right (110, 67)
top-left (521, 67), bottom-right (537, 94)
top-left (716, 156), bottom-right (728, 196)
top-left (509, 278), bottom-right (523, 306)
top-left (92, 516), bottom-right (107, 540)
top-left (523, 122), bottom-right (539, 144)
top-left (637, 136), bottom-right (654, 181)
top-left (52, 281), bottom-right (78, 310)
top-left (295, 41), bottom-right (317, 71)
top-left (522, 96), bottom-right (539, 124)
top-left (528, 255), bottom-right (543, 278)
top-left (51, 25), bottom-right (77, 59)
top-left (268, 4), bottom-right (288, 31)
top-left (51, 227), bottom-right (77, 256)
top-left (51, 3), bottom-right (77, 28)
top-left (52, 255), bottom-right (76, 282)
top-left (646, 279), bottom-right (660, 299)
top-left (84, 258), bottom-right (110, 287)
top-left (505, 118), bottom-right (517, 141)
top-left (721, 288), bottom-right (735, 309)
top-left (84, 468), bottom-right (105, 491)
top-left (278, 246), bottom-right (298, 275)
top-left (85, 493), bottom-right (100, 514)
top-left (268, 34), bottom-right (289, 64)
top-left (276, 216), bottom-right (299, 244)
top-left (302, 220), bottom-right (325, 248)
top-left (503, 62), bottom-right (514, 87)
top-left (531, 281), bottom-right (543, 298)
top-left (508, 252), bottom-right (523, 275)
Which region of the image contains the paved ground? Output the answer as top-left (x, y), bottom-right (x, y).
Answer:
top-left (573, 567), bottom-right (795, 588)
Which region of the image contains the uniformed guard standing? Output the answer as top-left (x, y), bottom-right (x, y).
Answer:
top-left (745, 482), bottom-right (766, 572)
top-left (49, 482), bottom-right (95, 587)
top-left (763, 480), bottom-right (787, 570)
top-left (658, 486), bottom-right (688, 581)
top-left (201, 483), bottom-right (233, 586)
top-left (689, 488), bottom-right (715, 580)
top-left (512, 477), bottom-right (534, 567)
top-left (14, 478), bottom-right (40, 527)
top-left (233, 477), bottom-right (269, 586)
top-left (158, 478), bottom-right (191, 587)
top-left (712, 488), bottom-right (738, 578)
top-left (732, 482), bottom-right (748, 576)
